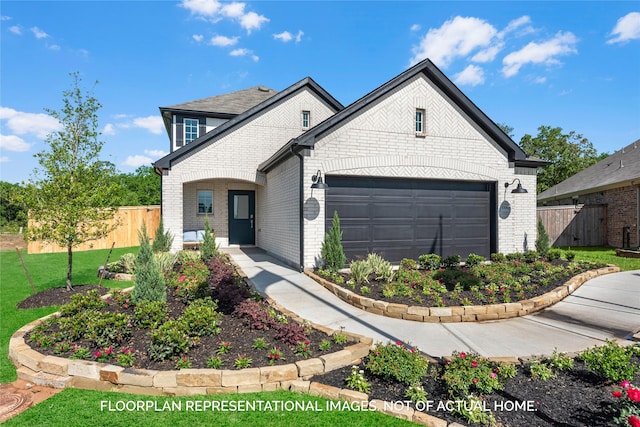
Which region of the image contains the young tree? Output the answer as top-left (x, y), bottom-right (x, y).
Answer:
top-left (17, 73), bottom-right (121, 290)
top-left (519, 126), bottom-right (606, 193)
top-left (321, 211), bottom-right (346, 272)
top-left (152, 217), bottom-right (173, 253)
top-left (200, 216), bottom-right (219, 262)
top-left (535, 217), bottom-right (550, 256)
top-left (132, 222), bottom-right (166, 303)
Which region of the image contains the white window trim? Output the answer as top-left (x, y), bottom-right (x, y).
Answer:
top-left (301, 110), bottom-right (310, 129)
top-left (197, 190), bottom-right (213, 215)
top-left (415, 108), bottom-right (426, 137)
top-left (185, 118), bottom-right (199, 144)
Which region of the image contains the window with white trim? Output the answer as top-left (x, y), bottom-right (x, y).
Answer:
top-left (185, 118), bottom-right (199, 144)
top-left (415, 109), bottom-right (425, 135)
top-left (301, 110), bottom-right (310, 129)
top-left (197, 190), bottom-right (213, 214)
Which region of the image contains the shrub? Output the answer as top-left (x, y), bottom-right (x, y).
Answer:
top-left (179, 297), bottom-right (222, 336)
top-left (133, 300), bottom-right (168, 329)
top-left (152, 217), bottom-right (174, 253)
top-left (366, 341), bottom-right (429, 385)
top-left (148, 320), bottom-right (194, 361)
top-left (200, 217), bottom-right (220, 262)
top-left (321, 211), bottom-right (346, 272)
top-left (274, 321), bottom-right (308, 347)
top-left (207, 356), bottom-right (223, 368)
top-left (490, 253), bottom-right (506, 263)
top-left (418, 254), bottom-right (442, 270)
top-left (154, 252), bottom-right (177, 275)
top-left (119, 253), bottom-right (137, 274)
top-left (350, 260), bottom-right (372, 284)
top-left (175, 355), bottom-right (192, 369)
top-left (579, 340), bottom-right (639, 382)
top-left (167, 259), bottom-right (209, 302)
top-left (85, 312), bottom-right (131, 347)
top-left (132, 222), bottom-right (167, 304)
top-left (360, 286), bottom-right (370, 295)
top-left (523, 250), bottom-right (539, 263)
top-left (443, 254), bottom-right (461, 268)
top-left (506, 252), bottom-right (523, 261)
top-left (234, 354), bottom-right (252, 369)
top-left (176, 249), bottom-right (201, 265)
top-left (528, 360), bottom-right (556, 380)
top-left (535, 217), bottom-right (550, 256)
top-left (465, 253), bottom-right (485, 267)
top-left (400, 258), bottom-right (418, 270)
top-left (59, 290), bottom-right (107, 316)
top-left (234, 300), bottom-right (272, 330)
top-left (546, 248), bottom-right (562, 261)
top-left (564, 250), bottom-right (576, 261)
top-left (366, 253), bottom-right (394, 282)
top-left (345, 365), bottom-right (370, 393)
top-left (442, 351), bottom-right (516, 398)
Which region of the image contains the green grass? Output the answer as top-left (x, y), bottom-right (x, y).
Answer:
top-left (2, 389), bottom-right (413, 427)
top-left (558, 246), bottom-right (640, 271)
top-left (0, 246), bottom-right (137, 383)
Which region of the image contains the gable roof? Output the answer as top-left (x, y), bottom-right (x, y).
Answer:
top-left (538, 139), bottom-right (640, 202)
top-left (161, 86), bottom-right (278, 116)
top-left (259, 58), bottom-right (546, 173)
top-left (154, 77), bottom-right (343, 170)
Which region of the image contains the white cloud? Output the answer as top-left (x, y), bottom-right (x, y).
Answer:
top-left (133, 116), bottom-right (164, 134)
top-left (229, 48), bottom-right (259, 62)
top-left (122, 155), bottom-right (153, 168)
top-left (239, 11), bottom-right (268, 34)
top-left (102, 123), bottom-right (116, 136)
top-left (471, 43), bottom-right (504, 62)
top-left (502, 31), bottom-right (578, 77)
top-left (180, 0), bottom-right (221, 17)
top-left (607, 12), bottom-right (640, 44)
top-left (144, 149), bottom-right (168, 158)
top-left (0, 134), bottom-right (31, 152)
top-left (454, 64), bottom-right (485, 86)
top-left (0, 107), bottom-right (62, 138)
top-left (0, 156), bottom-right (9, 163)
top-left (49, 44), bottom-right (60, 51)
top-left (534, 76), bottom-right (547, 84)
top-left (30, 26), bottom-right (49, 39)
top-left (192, 34), bottom-right (204, 42)
top-left (410, 16), bottom-right (498, 67)
top-left (9, 25), bottom-right (21, 35)
top-left (1, 16), bottom-right (11, 21)
top-left (500, 16), bottom-right (533, 37)
top-left (295, 30), bottom-right (303, 42)
top-left (274, 31), bottom-right (292, 42)
top-left (221, 2), bottom-right (245, 18)
top-left (210, 35), bottom-right (239, 47)
top-left (410, 24), bottom-right (421, 32)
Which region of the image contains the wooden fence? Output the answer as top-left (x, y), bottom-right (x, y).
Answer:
top-left (28, 206), bottom-right (161, 254)
top-left (537, 204), bottom-right (606, 247)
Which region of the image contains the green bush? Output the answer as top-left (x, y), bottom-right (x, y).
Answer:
top-left (200, 217), bottom-right (220, 262)
top-left (418, 254), bottom-right (442, 270)
top-left (546, 248), bottom-right (562, 261)
top-left (179, 297), bottom-right (222, 337)
top-left (535, 217), bottom-right (550, 256)
top-left (506, 252), bottom-right (524, 261)
top-left (400, 258), bottom-right (418, 270)
top-left (366, 341), bottom-right (429, 385)
top-left (528, 360), bottom-right (556, 380)
top-left (564, 250), bottom-right (576, 261)
top-left (350, 260), bottom-right (372, 285)
top-left (490, 253), bottom-right (506, 263)
top-left (443, 254), bottom-right (461, 268)
top-left (132, 222), bottom-right (167, 304)
top-left (148, 320), bottom-right (194, 361)
top-left (120, 253), bottom-right (136, 273)
top-left (152, 218), bottom-right (174, 253)
top-left (154, 252), bottom-right (177, 275)
top-left (59, 290), bottom-right (107, 316)
top-left (442, 351), bottom-right (516, 398)
top-left (176, 249), bottom-right (202, 265)
top-left (133, 300), bottom-right (168, 329)
top-left (465, 253), bottom-right (485, 267)
top-left (523, 250), bottom-right (539, 263)
top-left (367, 253), bottom-right (394, 282)
top-left (321, 211), bottom-right (346, 272)
top-left (85, 312), bottom-right (131, 347)
top-left (579, 340), bottom-right (639, 382)
top-left (166, 259), bottom-right (209, 302)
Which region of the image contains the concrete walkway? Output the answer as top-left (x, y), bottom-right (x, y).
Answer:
top-left (226, 248), bottom-right (640, 358)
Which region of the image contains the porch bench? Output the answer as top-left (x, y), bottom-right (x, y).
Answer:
top-left (182, 230), bottom-right (205, 250)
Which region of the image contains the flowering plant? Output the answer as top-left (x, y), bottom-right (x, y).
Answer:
top-left (267, 346), bottom-right (284, 365)
top-left (216, 341), bottom-right (231, 355)
top-left (365, 341), bottom-right (429, 385)
top-left (94, 346), bottom-right (115, 362)
top-left (166, 260), bottom-right (209, 301)
top-left (175, 354), bottom-right (192, 369)
top-left (234, 354), bottom-right (252, 369)
top-left (115, 347), bottom-right (136, 367)
top-left (443, 351), bottom-right (516, 398)
top-left (405, 383), bottom-right (427, 403)
top-left (345, 365), bottom-right (370, 394)
top-left (611, 380), bottom-right (640, 427)
top-left (294, 340), bottom-right (312, 358)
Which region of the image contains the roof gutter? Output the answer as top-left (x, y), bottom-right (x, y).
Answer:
top-left (290, 141), bottom-right (305, 271)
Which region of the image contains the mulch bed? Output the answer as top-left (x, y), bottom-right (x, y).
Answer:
top-left (17, 285), bottom-right (110, 310)
top-left (315, 355), bottom-right (640, 427)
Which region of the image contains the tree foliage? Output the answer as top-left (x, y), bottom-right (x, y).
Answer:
top-left (15, 73), bottom-right (121, 288)
top-left (152, 217), bottom-right (173, 253)
top-left (519, 126), bottom-right (605, 193)
top-left (321, 211), bottom-right (346, 272)
top-left (200, 216), bottom-right (220, 262)
top-left (115, 166), bottom-right (160, 206)
top-left (535, 217), bottom-right (550, 256)
top-left (132, 222), bottom-right (166, 303)
top-left (0, 181), bottom-right (27, 231)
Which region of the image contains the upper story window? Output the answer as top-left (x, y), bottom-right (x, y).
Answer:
top-left (197, 190), bottom-right (213, 214)
top-left (185, 118), bottom-right (199, 144)
top-left (415, 109), bottom-right (425, 135)
top-left (301, 110), bottom-right (310, 129)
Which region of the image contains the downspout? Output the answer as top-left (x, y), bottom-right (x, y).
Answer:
top-left (290, 142), bottom-right (305, 271)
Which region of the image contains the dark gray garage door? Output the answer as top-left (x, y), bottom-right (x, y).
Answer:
top-left (325, 176), bottom-right (496, 263)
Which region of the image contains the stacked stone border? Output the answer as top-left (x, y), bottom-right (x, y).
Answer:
top-left (305, 266), bottom-right (620, 323)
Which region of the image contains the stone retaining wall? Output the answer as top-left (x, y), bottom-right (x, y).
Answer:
top-left (305, 266), bottom-right (620, 323)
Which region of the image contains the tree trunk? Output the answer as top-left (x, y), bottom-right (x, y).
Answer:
top-left (66, 243), bottom-right (74, 291)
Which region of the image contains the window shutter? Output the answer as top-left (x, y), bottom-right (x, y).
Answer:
top-left (175, 123), bottom-right (184, 147)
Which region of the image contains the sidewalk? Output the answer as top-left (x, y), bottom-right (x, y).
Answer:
top-left (226, 248), bottom-right (640, 358)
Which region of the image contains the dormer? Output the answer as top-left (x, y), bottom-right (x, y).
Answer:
top-left (159, 86), bottom-right (278, 153)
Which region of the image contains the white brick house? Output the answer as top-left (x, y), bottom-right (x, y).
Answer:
top-left (154, 59), bottom-right (545, 269)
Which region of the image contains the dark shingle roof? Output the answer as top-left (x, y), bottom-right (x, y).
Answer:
top-left (162, 86), bottom-right (278, 116)
top-left (538, 139), bottom-right (640, 202)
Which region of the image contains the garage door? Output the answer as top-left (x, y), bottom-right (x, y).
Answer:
top-left (325, 176), bottom-right (496, 263)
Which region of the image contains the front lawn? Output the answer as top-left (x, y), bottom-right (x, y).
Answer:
top-left (558, 246), bottom-right (640, 271)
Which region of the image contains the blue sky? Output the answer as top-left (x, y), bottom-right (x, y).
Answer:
top-left (1, 1), bottom-right (639, 184)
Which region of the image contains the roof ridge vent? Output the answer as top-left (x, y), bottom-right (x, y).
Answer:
top-left (620, 159), bottom-right (624, 168)
top-left (258, 86), bottom-right (270, 92)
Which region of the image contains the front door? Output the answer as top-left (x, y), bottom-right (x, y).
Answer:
top-left (228, 190), bottom-right (255, 245)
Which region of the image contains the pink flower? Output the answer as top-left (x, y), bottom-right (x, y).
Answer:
top-left (627, 387), bottom-right (640, 402)
top-left (459, 352), bottom-right (467, 359)
top-left (491, 372), bottom-right (497, 379)
top-left (396, 341), bottom-right (403, 346)
top-left (621, 380), bottom-right (631, 389)
top-left (473, 378), bottom-right (479, 384)
top-left (471, 361), bottom-right (478, 368)
top-left (94, 351), bottom-right (102, 358)
top-left (629, 415), bottom-right (640, 427)
top-left (612, 390), bottom-right (623, 398)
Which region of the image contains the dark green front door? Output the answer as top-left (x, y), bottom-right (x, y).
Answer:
top-left (228, 190), bottom-right (255, 245)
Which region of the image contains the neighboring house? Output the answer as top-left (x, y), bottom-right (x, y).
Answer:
top-left (154, 59), bottom-right (545, 269)
top-left (538, 140), bottom-right (640, 248)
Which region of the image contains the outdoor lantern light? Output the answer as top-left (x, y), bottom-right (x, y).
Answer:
top-left (505, 178), bottom-right (528, 194)
top-left (310, 170), bottom-right (329, 189)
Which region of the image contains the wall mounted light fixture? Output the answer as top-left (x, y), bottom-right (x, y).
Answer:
top-left (505, 178), bottom-right (528, 194)
top-left (311, 170), bottom-right (328, 189)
